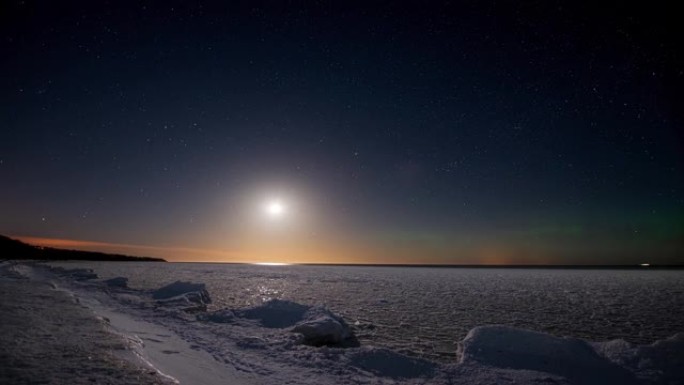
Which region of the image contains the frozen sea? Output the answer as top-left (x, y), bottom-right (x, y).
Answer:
top-left (49, 262), bottom-right (684, 363)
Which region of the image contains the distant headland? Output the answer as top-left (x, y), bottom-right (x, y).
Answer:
top-left (0, 235), bottom-right (166, 262)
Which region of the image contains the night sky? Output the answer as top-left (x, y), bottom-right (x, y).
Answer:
top-left (2, 1), bottom-right (683, 264)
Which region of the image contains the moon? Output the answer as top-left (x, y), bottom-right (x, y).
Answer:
top-left (264, 200), bottom-right (286, 218)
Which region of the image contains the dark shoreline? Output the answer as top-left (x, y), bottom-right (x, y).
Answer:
top-left (1, 235), bottom-right (165, 262)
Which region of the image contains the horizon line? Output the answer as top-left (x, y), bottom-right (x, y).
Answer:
top-left (8, 234), bottom-right (683, 268)
top-left (180, 261), bottom-right (684, 269)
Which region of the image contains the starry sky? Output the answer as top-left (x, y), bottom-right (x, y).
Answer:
top-left (1, 1), bottom-right (683, 264)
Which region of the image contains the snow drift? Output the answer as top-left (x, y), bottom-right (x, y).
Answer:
top-left (459, 325), bottom-right (638, 384)
top-left (200, 299), bottom-right (357, 347)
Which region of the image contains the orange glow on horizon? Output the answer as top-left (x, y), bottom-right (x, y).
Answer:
top-left (10, 235), bottom-right (594, 265)
top-left (11, 235), bottom-right (457, 264)
top-left (13, 235), bottom-right (247, 263)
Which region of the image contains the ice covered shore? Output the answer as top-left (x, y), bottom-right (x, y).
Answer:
top-left (0, 262), bottom-right (165, 384)
top-left (2, 261), bottom-right (683, 385)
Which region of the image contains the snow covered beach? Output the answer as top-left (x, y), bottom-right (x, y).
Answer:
top-left (1, 261), bottom-right (683, 385)
top-left (0, 263), bottom-right (164, 384)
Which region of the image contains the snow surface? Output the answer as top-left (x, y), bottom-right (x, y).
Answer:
top-left (51, 261), bottom-right (684, 363)
top-left (105, 276), bottom-right (129, 288)
top-left (0, 262), bottom-right (165, 384)
top-left (4, 261), bottom-right (683, 385)
top-left (86, 299), bottom-right (251, 384)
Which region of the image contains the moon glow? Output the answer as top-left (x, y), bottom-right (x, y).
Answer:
top-left (264, 200), bottom-right (285, 218)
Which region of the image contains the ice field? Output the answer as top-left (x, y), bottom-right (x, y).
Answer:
top-left (3, 261), bottom-right (683, 384)
top-left (51, 262), bottom-right (684, 362)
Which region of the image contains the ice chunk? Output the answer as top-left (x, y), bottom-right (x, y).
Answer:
top-left (595, 332), bottom-right (684, 384)
top-left (236, 299), bottom-right (310, 328)
top-left (458, 325), bottom-right (637, 385)
top-left (3, 263), bottom-right (33, 279)
top-left (200, 299), bottom-right (357, 346)
top-left (291, 305), bottom-right (357, 346)
top-left (153, 281), bottom-right (211, 302)
top-left (152, 281), bottom-right (211, 311)
top-left (292, 311), bottom-right (353, 346)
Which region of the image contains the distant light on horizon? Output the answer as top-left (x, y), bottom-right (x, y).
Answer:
top-left (252, 262), bottom-right (291, 266)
